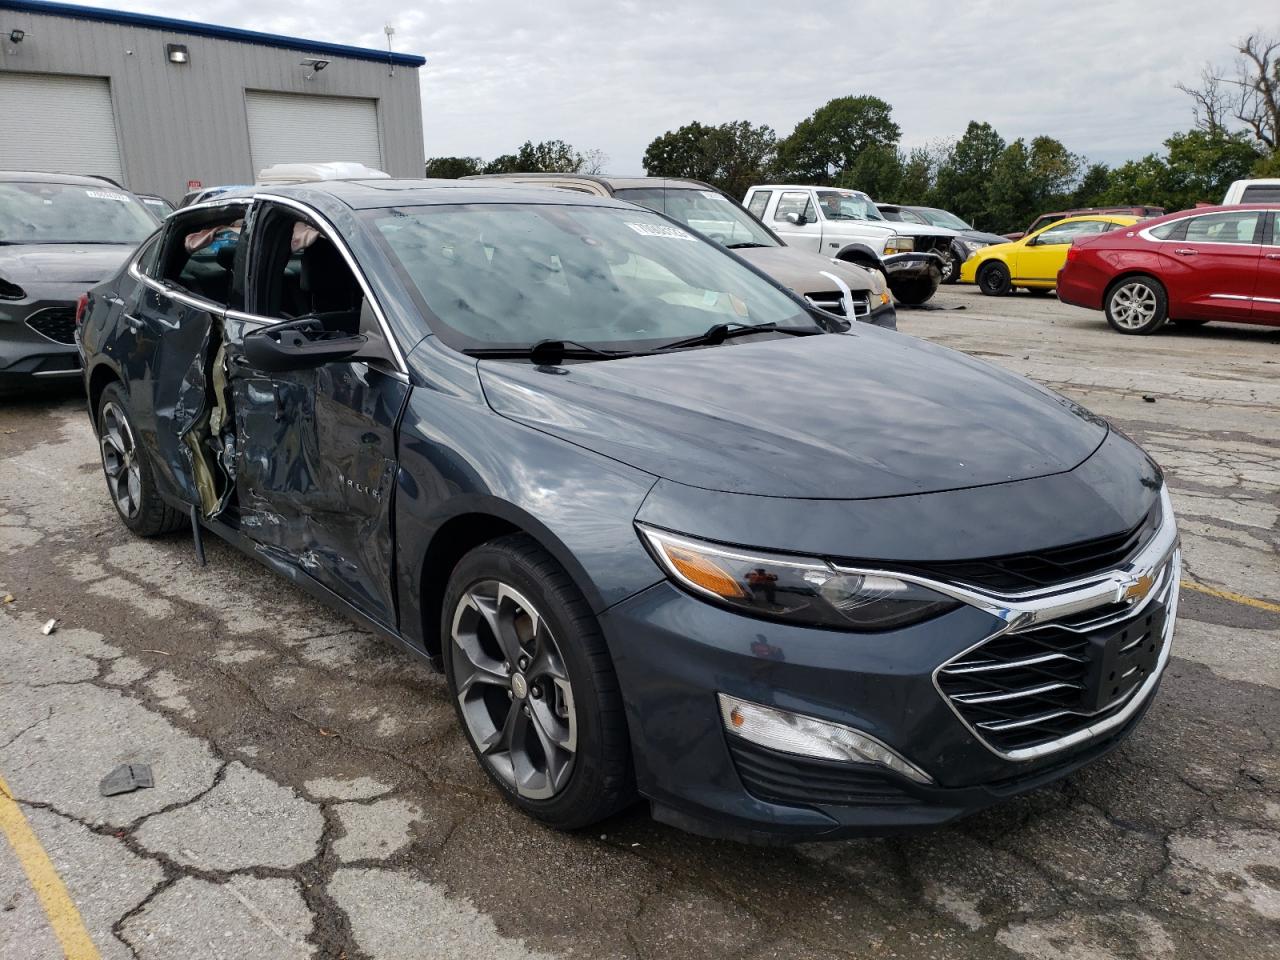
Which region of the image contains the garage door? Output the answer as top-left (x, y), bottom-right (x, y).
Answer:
top-left (0, 73), bottom-right (125, 183)
top-left (245, 91), bottom-right (383, 174)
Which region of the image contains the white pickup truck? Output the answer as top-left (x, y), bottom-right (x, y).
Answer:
top-left (744, 185), bottom-right (951, 304)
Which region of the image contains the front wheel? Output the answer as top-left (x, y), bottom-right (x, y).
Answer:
top-left (941, 253), bottom-right (962, 285)
top-left (977, 262), bottom-right (1012, 296)
top-left (97, 383), bottom-right (186, 536)
top-left (1105, 276), bottom-right (1167, 335)
top-left (442, 534), bottom-right (634, 830)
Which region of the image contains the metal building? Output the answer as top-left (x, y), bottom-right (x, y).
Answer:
top-left (0, 0), bottom-right (426, 200)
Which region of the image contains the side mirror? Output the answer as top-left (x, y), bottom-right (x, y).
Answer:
top-left (242, 318), bottom-right (366, 372)
top-left (785, 211), bottom-right (808, 226)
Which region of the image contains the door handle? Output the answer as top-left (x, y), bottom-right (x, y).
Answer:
top-left (1265, 253), bottom-right (1280, 260)
top-left (1173, 248), bottom-right (1198, 256)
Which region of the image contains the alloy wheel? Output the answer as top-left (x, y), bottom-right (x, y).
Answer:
top-left (450, 580), bottom-right (577, 800)
top-left (1109, 282), bottom-right (1158, 330)
top-left (100, 402), bottom-right (142, 519)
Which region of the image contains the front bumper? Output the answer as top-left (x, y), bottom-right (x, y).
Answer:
top-left (602, 526), bottom-right (1178, 842)
top-left (1, 291), bottom-right (84, 394)
top-left (881, 252), bottom-right (943, 303)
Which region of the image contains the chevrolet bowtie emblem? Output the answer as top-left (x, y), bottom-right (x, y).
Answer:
top-left (1122, 574), bottom-right (1155, 603)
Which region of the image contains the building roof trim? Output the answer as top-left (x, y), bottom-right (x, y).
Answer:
top-left (0, 0), bottom-right (427, 67)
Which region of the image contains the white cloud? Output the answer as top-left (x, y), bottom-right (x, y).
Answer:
top-left (51, 0), bottom-right (1279, 174)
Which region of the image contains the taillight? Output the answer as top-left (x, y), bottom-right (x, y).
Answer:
top-left (1065, 244), bottom-right (1080, 264)
top-left (75, 293), bottom-right (90, 326)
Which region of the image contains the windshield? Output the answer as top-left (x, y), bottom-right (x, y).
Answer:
top-left (915, 207), bottom-right (972, 231)
top-left (815, 190), bottom-right (885, 221)
top-left (612, 188), bottom-right (778, 249)
top-left (0, 182), bottom-right (157, 244)
top-left (369, 202), bottom-right (812, 352)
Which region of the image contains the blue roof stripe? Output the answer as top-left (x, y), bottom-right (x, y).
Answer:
top-left (0, 0), bottom-right (427, 67)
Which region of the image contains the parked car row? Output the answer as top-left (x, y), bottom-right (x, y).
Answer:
top-left (73, 175), bottom-right (1182, 841)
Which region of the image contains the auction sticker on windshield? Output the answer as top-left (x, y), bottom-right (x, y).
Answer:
top-left (85, 190), bottom-right (132, 203)
top-left (625, 222), bottom-right (697, 241)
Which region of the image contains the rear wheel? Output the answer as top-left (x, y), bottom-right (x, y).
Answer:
top-left (96, 384), bottom-right (186, 536)
top-left (442, 534), bottom-right (634, 830)
top-left (977, 262), bottom-right (1012, 296)
top-left (1105, 276), bottom-right (1167, 335)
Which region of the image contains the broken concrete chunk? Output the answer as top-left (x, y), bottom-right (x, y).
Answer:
top-left (100, 763), bottom-right (155, 797)
top-left (41, 618), bottom-right (57, 636)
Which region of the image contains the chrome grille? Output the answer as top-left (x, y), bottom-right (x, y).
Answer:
top-left (25, 307), bottom-right (78, 345)
top-left (937, 565), bottom-right (1175, 756)
top-left (805, 290), bottom-right (870, 318)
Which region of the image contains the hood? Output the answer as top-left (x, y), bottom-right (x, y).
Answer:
top-left (961, 230), bottom-right (1009, 245)
top-left (735, 246), bottom-right (875, 295)
top-left (479, 330), bottom-right (1108, 499)
top-left (883, 222), bottom-right (956, 239)
top-left (0, 244), bottom-right (134, 284)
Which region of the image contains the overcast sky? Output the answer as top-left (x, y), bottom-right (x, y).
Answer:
top-left (62, 0), bottom-right (1279, 172)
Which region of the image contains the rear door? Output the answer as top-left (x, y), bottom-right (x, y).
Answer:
top-left (770, 191), bottom-right (822, 251)
top-left (1253, 211), bottom-right (1280, 325)
top-left (223, 197), bottom-right (409, 628)
top-left (1158, 209), bottom-right (1262, 322)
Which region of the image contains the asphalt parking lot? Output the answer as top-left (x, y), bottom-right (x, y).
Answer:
top-left (2, 285), bottom-right (1278, 960)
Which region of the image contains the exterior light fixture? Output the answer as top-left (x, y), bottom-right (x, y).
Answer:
top-left (301, 58), bottom-right (329, 72)
top-left (8, 28), bottom-right (25, 44)
top-left (166, 43), bottom-right (189, 64)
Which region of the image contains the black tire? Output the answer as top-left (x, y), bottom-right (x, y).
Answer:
top-left (977, 262), bottom-right (1012, 296)
top-left (96, 383), bottom-right (186, 536)
top-left (891, 278), bottom-right (939, 306)
top-left (1104, 275), bottom-right (1168, 335)
top-left (941, 252), bottom-right (962, 285)
top-left (442, 534), bottom-right (634, 830)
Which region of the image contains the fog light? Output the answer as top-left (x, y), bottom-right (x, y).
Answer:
top-left (718, 693), bottom-right (932, 784)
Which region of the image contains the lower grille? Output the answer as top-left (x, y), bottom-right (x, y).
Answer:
top-left (805, 290), bottom-right (870, 318)
top-left (936, 572), bottom-right (1173, 755)
top-left (25, 307), bottom-right (77, 345)
top-left (728, 736), bottom-right (917, 807)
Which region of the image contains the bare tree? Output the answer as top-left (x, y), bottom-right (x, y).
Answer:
top-left (1181, 33), bottom-right (1280, 150)
top-left (579, 148), bottom-right (609, 175)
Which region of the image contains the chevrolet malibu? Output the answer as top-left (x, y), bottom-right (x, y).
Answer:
top-left (78, 180), bottom-right (1180, 841)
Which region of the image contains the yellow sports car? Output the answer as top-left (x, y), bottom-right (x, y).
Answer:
top-left (960, 215), bottom-right (1140, 295)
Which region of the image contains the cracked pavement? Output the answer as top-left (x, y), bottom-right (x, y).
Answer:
top-left (1, 285), bottom-right (1277, 959)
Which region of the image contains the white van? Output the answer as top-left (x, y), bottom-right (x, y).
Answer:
top-left (1221, 178), bottom-right (1280, 204)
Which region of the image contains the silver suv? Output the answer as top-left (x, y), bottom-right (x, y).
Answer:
top-left (744, 185), bottom-right (951, 304)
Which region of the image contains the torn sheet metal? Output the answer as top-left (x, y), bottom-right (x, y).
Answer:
top-left (99, 763), bottom-right (154, 797)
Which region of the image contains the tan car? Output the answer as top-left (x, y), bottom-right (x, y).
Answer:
top-left (463, 174), bottom-right (896, 328)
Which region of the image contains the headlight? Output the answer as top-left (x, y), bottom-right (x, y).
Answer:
top-left (639, 527), bottom-right (961, 631)
top-left (883, 235), bottom-right (914, 254)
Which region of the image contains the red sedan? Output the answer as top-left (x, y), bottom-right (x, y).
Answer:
top-left (1057, 204), bottom-right (1280, 334)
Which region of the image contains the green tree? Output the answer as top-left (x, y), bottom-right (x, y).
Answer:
top-left (1099, 129), bottom-right (1260, 209)
top-left (932, 121), bottom-right (1005, 228)
top-left (775, 95), bottom-right (901, 183)
top-left (424, 156), bottom-right (482, 179)
top-left (896, 146), bottom-right (935, 205)
top-left (837, 144), bottom-right (903, 199)
top-left (482, 153), bottom-right (521, 174)
top-left (1026, 136), bottom-right (1082, 207)
top-left (642, 120), bottom-right (777, 198)
top-left (1071, 162), bottom-right (1112, 207)
top-left (515, 139), bottom-right (584, 173)
top-left (987, 139), bottom-right (1035, 232)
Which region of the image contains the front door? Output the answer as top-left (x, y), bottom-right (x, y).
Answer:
top-left (224, 199), bottom-right (409, 628)
top-left (1011, 219), bottom-right (1109, 283)
top-left (770, 190), bottom-right (822, 252)
top-left (1158, 209), bottom-right (1262, 322)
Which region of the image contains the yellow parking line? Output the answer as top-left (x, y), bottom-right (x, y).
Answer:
top-left (1180, 579), bottom-right (1280, 614)
top-left (0, 774), bottom-right (101, 960)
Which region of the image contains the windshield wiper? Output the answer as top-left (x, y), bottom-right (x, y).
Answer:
top-left (464, 338), bottom-right (641, 365)
top-left (653, 321), bottom-right (819, 352)
top-left (724, 241), bottom-right (770, 249)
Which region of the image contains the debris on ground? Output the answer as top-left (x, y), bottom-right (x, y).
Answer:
top-left (41, 618), bottom-right (57, 636)
top-left (2, 594), bottom-right (14, 604)
top-left (99, 763), bottom-right (155, 797)
top-left (1142, 395), bottom-right (1156, 403)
